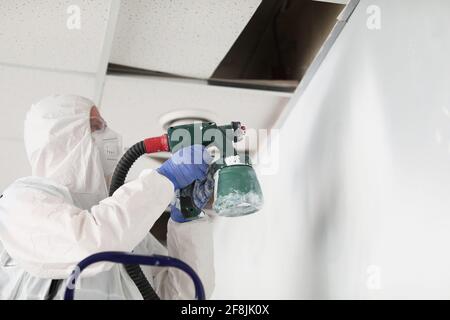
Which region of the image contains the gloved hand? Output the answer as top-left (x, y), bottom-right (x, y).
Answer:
top-left (170, 205), bottom-right (192, 223)
top-left (170, 174), bottom-right (215, 223)
top-left (192, 170), bottom-right (215, 210)
top-left (157, 145), bottom-right (212, 190)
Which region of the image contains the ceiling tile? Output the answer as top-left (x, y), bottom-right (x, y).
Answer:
top-left (0, 0), bottom-right (111, 73)
top-left (110, 0), bottom-right (262, 78)
top-left (100, 75), bottom-right (289, 153)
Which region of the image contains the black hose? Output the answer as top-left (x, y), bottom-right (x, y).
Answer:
top-left (109, 141), bottom-right (160, 300)
top-left (45, 279), bottom-right (62, 300)
top-left (109, 141), bottom-right (146, 196)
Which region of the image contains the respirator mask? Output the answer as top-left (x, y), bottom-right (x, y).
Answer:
top-left (92, 127), bottom-right (123, 185)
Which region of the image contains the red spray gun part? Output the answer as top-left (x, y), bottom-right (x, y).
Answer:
top-left (143, 134), bottom-right (170, 154)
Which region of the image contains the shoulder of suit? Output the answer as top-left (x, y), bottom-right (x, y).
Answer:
top-left (1, 176), bottom-right (72, 203)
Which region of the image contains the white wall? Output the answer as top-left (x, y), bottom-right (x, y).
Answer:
top-left (211, 0), bottom-right (450, 299)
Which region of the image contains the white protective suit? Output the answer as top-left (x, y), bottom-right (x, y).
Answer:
top-left (0, 95), bottom-right (215, 300)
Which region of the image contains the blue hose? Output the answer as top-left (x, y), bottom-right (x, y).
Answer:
top-left (64, 251), bottom-right (206, 300)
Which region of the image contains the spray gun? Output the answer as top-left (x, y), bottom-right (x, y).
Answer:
top-left (165, 121), bottom-right (264, 219)
top-left (110, 121), bottom-right (264, 220)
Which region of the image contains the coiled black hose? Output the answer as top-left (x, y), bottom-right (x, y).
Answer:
top-left (109, 141), bottom-right (160, 300)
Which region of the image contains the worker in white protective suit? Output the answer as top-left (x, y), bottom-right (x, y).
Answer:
top-left (0, 94), bottom-right (215, 300)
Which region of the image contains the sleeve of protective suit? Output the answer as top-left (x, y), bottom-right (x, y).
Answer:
top-left (0, 169), bottom-right (173, 279)
top-left (136, 218), bottom-right (215, 300)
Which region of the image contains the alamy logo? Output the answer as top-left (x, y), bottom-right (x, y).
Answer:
top-left (366, 5), bottom-right (381, 30)
top-left (67, 5), bottom-right (81, 30)
top-left (366, 265), bottom-right (382, 290)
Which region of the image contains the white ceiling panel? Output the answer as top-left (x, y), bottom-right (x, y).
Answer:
top-left (0, 65), bottom-right (96, 140)
top-left (100, 75), bottom-right (289, 152)
top-left (0, 0), bottom-right (111, 73)
top-left (110, 0), bottom-right (262, 78)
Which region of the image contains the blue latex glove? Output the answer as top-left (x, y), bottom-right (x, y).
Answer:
top-left (157, 145), bottom-right (211, 190)
top-left (170, 205), bottom-right (191, 223)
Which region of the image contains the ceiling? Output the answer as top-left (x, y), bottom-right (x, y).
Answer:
top-left (0, 0), bottom-right (347, 189)
top-left (0, 0), bottom-right (290, 190)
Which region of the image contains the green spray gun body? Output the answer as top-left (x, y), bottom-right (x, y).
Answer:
top-left (166, 122), bottom-right (264, 219)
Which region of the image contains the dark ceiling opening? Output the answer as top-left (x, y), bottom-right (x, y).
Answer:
top-left (211, 0), bottom-right (344, 90)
